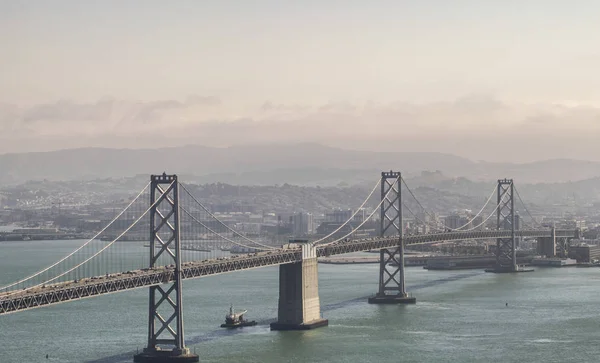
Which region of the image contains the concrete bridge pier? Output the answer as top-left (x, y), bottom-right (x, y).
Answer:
top-left (537, 236), bottom-right (556, 257)
top-left (537, 227), bottom-right (574, 258)
top-left (270, 244), bottom-right (328, 330)
top-left (537, 227), bottom-right (560, 257)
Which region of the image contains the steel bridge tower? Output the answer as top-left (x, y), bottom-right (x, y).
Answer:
top-left (368, 171), bottom-right (416, 304)
top-left (134, 173), bottom-right (199, 363)
top-left (488, 179), bottom-right (533, 273)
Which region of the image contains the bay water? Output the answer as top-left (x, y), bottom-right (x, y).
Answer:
top-left (1, 240), bottom-right (599, 362)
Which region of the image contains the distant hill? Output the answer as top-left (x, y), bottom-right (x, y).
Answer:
top-left (3, 173), bottom-right (598, 216)
top-left (0, 143), bottom-right (599, 184)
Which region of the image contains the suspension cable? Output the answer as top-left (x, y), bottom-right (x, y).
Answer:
top-left (179, 183), bottom-right (276, 250)
top-left (513, 185), bottom-right (541, 227)
top-left (316, 177), bottom-right (401, 246)
top-left (180, 206), bottom-right (274, 251)
top-left (402, 203), bottom-right (445, 233)
top-left (311, 177), bottom-right (382, 245)
top-left (402, 177), bottom-right (497, 231)
top-left (404, 199), bottom-right (501, 232)
top-left (16, 181), bottom-right (173, 293)
top-left (317, 195), bottom-right (388, 247)
top-left (0, 182), bottom-right (151, 292)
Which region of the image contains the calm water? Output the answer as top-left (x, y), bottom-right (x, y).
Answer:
top-left (1, 240), bottom-right (600, 362)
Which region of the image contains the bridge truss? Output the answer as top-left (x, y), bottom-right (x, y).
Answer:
top-left (495, 179), bottom-right (517, 271)
top-left (0, 171), bottom-right (581, 361)
top-left (368, 171), bottom-right (415, 303)
top-left (135, 174), bottom-right (196, 361)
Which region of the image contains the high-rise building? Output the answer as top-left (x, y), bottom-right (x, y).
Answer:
top-left (327, 209), bottom-right (353, 223)
top-left (445, 215), bottom-right (461, 230)
top-left (472, 215), bottom-right (484, 230)
top-left (459, 216), bottom-right (472, 230)
top-left (291, 212), bottom-right (314, 236)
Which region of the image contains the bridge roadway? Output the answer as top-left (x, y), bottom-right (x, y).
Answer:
top-left (0, 229), bottom-right (576, 315)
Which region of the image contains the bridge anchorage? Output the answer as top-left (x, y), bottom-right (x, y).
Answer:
top-left (537, 226), bottom-right (579, 259)
top-left (368, 171), bottom-right (416, 304)
top-left (270, 243), bottom-right (329, 330)
top-left (134, 174), bottom-right (199, 363)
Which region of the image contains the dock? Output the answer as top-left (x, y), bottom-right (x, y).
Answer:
top-left (318, 257), bottom-right (379, 265)
top-left (318, 255), bottom-right (429, 266)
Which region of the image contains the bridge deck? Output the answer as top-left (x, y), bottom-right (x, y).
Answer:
top-left (0, 229), bottom-right (576, 315)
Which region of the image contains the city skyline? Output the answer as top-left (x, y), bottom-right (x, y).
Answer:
top-left (2, 3), bottom-right (600, 362)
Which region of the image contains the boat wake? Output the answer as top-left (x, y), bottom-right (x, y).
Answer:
top-left (87, 271), bottom-right (481, 363)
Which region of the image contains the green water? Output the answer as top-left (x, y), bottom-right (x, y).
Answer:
top-left (1, 240), bottom-right (600, 362)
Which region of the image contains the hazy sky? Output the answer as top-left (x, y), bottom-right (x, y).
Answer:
top-left (2, 1), bottom-right (600, 161)
top-left (3, 0), bottom-right (600, 105)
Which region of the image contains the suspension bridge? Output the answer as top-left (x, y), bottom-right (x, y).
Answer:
top-left (0, 172), bottom-right (578, 362)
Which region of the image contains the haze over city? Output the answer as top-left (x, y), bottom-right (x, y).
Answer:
top-left (2, 1), bottom-right (600, 161)
top-left (5, 2), bottom-right (600, 363)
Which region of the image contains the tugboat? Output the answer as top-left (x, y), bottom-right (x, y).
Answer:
top-left (220, 304), bottom-right (257, 328)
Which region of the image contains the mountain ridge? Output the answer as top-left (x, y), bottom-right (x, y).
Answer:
top-left (0, 143), bottom-right (597, 184)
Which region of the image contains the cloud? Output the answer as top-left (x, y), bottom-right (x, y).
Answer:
top-left (0, 95), bottom-right (224, 135)
top-left (0, 95), bottom-right (600, 162)
top-left (185, 95), bottom-right (221, 106)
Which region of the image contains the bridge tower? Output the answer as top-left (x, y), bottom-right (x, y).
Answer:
top-left (488, 179), bottom-right (533, 273)
top-left (368, 171), bottom-right (416, 304)
top-left (134, 174), bottom-right (199, 363)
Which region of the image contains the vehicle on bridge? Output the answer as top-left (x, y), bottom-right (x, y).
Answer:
top-left (220, 304), bottom-right (257, 328)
